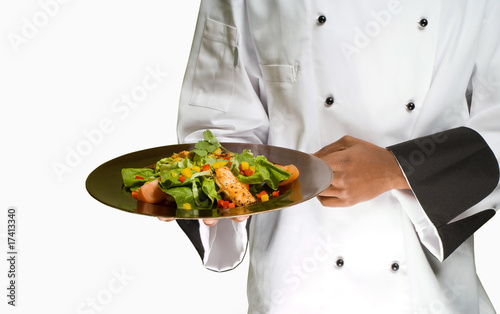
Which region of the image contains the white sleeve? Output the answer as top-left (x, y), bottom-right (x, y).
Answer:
top-left (200, 219), bottom-right (250, 271)
top-left (176, 0), bottom-right (269, 145)
top-left (175, 0), bottom-right (266, 271)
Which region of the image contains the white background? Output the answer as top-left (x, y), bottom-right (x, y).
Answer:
top-left (0, 1), bottom-right (499, 314)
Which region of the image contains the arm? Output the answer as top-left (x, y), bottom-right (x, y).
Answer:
top-left (388, 0), bottom-right (500, 260)
top-left (314, 130), bottom-right (499, 261)
top-left (314, 0), bottom-right (500, 261)
top-left (173, 0), bottom-right (267, 271)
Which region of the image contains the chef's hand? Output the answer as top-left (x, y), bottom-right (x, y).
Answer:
top-left (158, 216), bottom-right (249, 225)
top-left (313, 136), bottom-right (410, 207)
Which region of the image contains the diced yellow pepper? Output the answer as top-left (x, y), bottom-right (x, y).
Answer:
top-left (212, 161), bottom-right (228, 169)
top-left (181, 167), bottom-right (193, 178)
top-left (170, 171), bottom-right (177, 177)
top-left (260, 194), bottom-right (269, 202)
top-left (213, 148), bottom-right (222, 156)
top-left (192, 166), bottom-right (201, 172)
top-left (182, 203), bottom-right (192, 210)
top-left (250, 166), bottom-right (256, 173)
top-left (241, 161), bottom-right (250, 170)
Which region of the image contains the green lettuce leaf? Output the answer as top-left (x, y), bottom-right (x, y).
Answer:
top-left (201, 177), bottom-right (220, 204)
top-left (121, 168), bottom-right (156, 188)
top-left (231, 153), bottom-right (290, 190)
top-left (260, 158), bottom-right (291, 190)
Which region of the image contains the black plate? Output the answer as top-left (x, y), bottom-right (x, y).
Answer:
top-left (86, 143), bottom-right (332, 219)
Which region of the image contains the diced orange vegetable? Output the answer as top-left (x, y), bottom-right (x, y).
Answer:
top-left (217, 200), bottom-right (235, 209)
top-left (179, 175), bottom-right (186, 183)
top-left (272, 191), bottom-right (280, 197)
top-left (243, 169), bottom-right (254, 177)
top-left (202, 164), bottom-right (211, 171)
top-left (131, 190), bottom-right (138, 199)
top-left (256, 191), bottom-right (267, 199)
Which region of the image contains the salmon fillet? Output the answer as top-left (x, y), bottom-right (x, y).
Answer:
top-left (214, 167), bottom-right (256, 207)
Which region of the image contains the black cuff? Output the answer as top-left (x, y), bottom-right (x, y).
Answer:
top-left (388, 127), bottom-right (499, 258)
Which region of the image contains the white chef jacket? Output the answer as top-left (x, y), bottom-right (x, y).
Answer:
top-left (175, 0), bottom-right (500, 313)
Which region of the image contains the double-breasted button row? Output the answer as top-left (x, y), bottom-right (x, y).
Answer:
top-left (316, 13), bottom-right (428, 28)
top-left (335, 258), bottom-right (401, 271)
top-left (315, 13), bottom-right (428, 29)
top-left (324, 95), bottom-right (417, 112)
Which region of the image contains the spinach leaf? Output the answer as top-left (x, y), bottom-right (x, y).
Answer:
top-left (162, 187), bottom-right (196, 209)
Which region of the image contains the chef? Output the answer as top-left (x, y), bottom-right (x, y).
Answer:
top-left (169, 0), bottom-right (500, 313)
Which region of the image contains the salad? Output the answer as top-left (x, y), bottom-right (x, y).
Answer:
top-left (121, 130), bottom-right (299, 210)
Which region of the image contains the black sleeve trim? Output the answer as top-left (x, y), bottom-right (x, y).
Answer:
top-left (176, 220), bottom-right (205, 260)
top-left (388, 126), bottom-right (499, 258)
top-left (438, 209), bottom-right (495, 258)
top-left (246, 215), bottom-right (252, 239)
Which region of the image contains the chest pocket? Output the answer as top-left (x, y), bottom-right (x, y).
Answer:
top-left (189, 18), bottom-right (239, 112)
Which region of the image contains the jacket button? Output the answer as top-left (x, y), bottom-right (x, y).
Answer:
top-left (317, 15), bottom-right (327, 24)
top-left (391, 262), bottom-right (400, 271)
top-left (419, 18), bottom-right (428, 28)
top-left (406, 102), bottom-right (415, 111)
top-left (336, 258), bottom-right (344, 268)
top-left (325, 96), bottom-right (334, 107)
